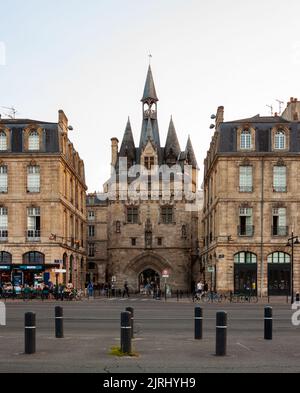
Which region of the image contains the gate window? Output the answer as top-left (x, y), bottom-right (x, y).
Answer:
top-left (234, 252), bottom-right (257, 264)
top-left (268, 252), bottom-right (290, 264)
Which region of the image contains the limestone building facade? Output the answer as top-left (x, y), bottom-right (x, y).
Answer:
top-left (201, 99), bottom-right (300, 297)
top-left (87, 66), bottom-right (201, 292)
top-left (0, 110), bottom-right (87, 288)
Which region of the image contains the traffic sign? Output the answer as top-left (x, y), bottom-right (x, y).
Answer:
top-left (53, 269), bottom-right (67, 274)
top-left (162, 269), bottom-right (169, 278)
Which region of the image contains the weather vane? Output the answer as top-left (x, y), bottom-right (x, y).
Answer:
top-left (149, 53), bottom-right (152, 65)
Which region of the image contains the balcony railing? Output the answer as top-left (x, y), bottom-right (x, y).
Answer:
top-left (27, 187), bottom-right (40, 193)
top-left (272, 226), bottom-right (288, 237)
top-left (273, 186), bottom-right (287, 193)
top-left (0, 230), bottom-right (8, 241)
top-left (27, 230), bottom-right (41, 241)
top-left (239, 186), bottom-right (253, 193)
top-left (238, 225), bottom-right (254, 237)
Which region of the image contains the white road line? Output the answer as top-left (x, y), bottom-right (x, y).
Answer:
top-left (237, 342), bottom-right (251, 351)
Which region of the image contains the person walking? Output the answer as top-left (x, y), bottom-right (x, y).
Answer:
top-left (123, 281), bottom-right (130, 298)
top-left (88, 282), bottom-right (94, 299)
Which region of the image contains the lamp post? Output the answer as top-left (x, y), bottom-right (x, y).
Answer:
top-left (286, 232), bottom-right (300, 304)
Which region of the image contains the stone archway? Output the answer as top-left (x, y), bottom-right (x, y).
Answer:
top-left (124, 252), bottom-right (172, 291)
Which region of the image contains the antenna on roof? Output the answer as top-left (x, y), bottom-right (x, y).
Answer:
top-left (266, 104), bottom-right (273, 116)
top-left (276, 99), bottom-right (284, 115)
top-left (0, 106), bottom-right (18, 119)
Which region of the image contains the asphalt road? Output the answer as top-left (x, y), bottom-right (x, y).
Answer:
top-left (0, 298), bottom-right (299, 373)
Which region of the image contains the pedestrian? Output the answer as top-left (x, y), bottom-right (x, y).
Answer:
top-left (123, 281), bottom-right (130, 298)
top-left (88, 282), bottom-right (94, 298)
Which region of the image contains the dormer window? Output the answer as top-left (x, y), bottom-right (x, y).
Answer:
top-left (240, 129), bottom-right (252, 150)
top-left (0, 131), bottom-right (7, 151)
top-left (28, 131), bottom-right (40, 151)
top-left (144, 156), bottom-right (154, 170)
top-left (275, 130), bottom-right (286, 150)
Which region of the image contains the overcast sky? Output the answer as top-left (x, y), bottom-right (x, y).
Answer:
top-left (1, 0), bottom-right (300, 192)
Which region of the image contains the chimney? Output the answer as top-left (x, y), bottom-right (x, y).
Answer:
top-left (111, 138), bottom-right (119, 168)
top-left (58, 110), bottom-right (69, 132)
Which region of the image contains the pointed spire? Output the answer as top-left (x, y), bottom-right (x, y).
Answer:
top-left (142, 65), bottom-right (159, 102)
top-left (119, 117), bottom-right (135, 159)
top-left (185, 136), bottom-right (198, 168)
top-left (146, 117), bottom-right (154, 142)
top-left (165, 116), bottom-right (181, 159)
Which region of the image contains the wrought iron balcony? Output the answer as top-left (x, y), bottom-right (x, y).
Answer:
top-left (27, 230), bottom-right (41, 241)
top-left (0, 230), bottom-right (8, 241)
top-left (272, 226), bottom-right (288, 237)
top-left (239, 186), bottom-right (253, 193)
top-left (238, 226), bottom-right (254, 237)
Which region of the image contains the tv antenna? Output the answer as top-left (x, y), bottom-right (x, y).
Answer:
top-left (0, 106), bottom-right (18, 119)
top-left (266, 104), bottom-right (273, 116)
top-left (276, 99), bottom-right (284, 115)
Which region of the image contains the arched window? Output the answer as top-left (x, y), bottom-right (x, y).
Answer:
top-left (234, 252), bottom-right (257, 264)
top-left (275, 130), bottom-right (286, 150)
top-left (28, 131), bottom-right (40, 151)
top-left (0, 131), bottom-right (7, 151)
top-left (0, 251), bottom-right (12, 264)
top-left (23, 252), bottom-right (45, 265)
top-left (268, 252), bottom-right (290, 264)
top-left (240, 130), bottom-right (252, 150)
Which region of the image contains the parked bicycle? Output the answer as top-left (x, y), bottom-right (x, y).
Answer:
top-left (229, 292), bottom-right (258, 303)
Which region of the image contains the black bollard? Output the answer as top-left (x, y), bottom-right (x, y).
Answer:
top-left (177, 290), bottom-right (179, 302)
top-left (55, 306), bottom-right (64, 338)
top-left (195, 307), bottom-right (203, 340)
top-left (126, 307), bottom-right (134, 339)
top-left (25, 312), bottom-right (36, 355)
top-left (121, 312), bottom-right (132, 354)
top-left (264, 306), bottom-right (273, 340)
top-left (296, 293), bottom-right (300, 303)
top-left (216, 312), bottom-right (227, 356)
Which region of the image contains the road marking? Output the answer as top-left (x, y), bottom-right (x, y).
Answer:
top-left (237, 342), bottom-right (251, 351)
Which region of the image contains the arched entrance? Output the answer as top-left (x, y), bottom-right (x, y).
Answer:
top-left (234, 252), bottom-right (257, 295)
top-left (139, 268), bottom-right (160, 294)
top-left (268, 252), bottom-right (291, 296)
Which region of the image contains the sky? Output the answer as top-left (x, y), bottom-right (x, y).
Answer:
top-left (1, 0), bottom-right (300, 192)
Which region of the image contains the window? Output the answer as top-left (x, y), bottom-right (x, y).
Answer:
top-left (268, 252), bottom-right (290, 264)
top-left (88, 262), bottom-right (96, 270)
top-left (127, 207), bottom-right (139, 224)
top-left (0, 251), bottom-right (12, 264)
top-left (272, 208), bottom-right (287, 236)
top-left (182, 225), bottom-right (187, 239)
top-left (116, 221), bottom-right (121, 233)
top-left (27, 166), bottom-right (40, 193)
top-left (23, 252), bottom-right (44, 265)
top-left (88, 211), bottom-right (95, 221)
top-left (273, 166), bottom-right (287, 192)
top-left (88, 225), bottom-right (95, 237)
top-left (234, 252), bottom-right (257, 264)
top-left (27, 207), bottom-right (41, 240)
top-left (0, 207), bottom-right (8, 240)
top-left (239, 208), bottom-right (253, 236)
top-left (239, 166), bottom-right (253, 192)
top-left (161, 207), bottom-right (174, 224)
top-left (0, 166), bottom-right (8, 193)
top-left (131, 238), bottom-right (137, 246)
top-left (144, 156), bottom-right (155, 170)
top-left (0, 131), bottom-right (7, 151)
top-left (275, 130), bottom-right (286, 150)
top-left (28, 131), bottom-right (40, 151)
top-left (240, 130), bottom-right (252, 150)
top-left (88, 243), bottom-right (95, 257)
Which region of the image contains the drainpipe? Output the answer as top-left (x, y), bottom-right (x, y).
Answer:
top-left (260, 157), bottom-right (265, 298)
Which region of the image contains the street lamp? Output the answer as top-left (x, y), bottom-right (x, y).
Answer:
top-left (286, 232), bottom-right (300, 304)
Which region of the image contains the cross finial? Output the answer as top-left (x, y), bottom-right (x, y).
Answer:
top-left (148, 53), bottom-right (152, 65)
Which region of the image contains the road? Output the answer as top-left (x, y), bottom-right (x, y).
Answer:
top-left (0, 298), bottom-right (299, 373)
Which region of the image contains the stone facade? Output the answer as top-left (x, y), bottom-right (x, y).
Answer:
top-left (201, 100), bottom-right (300, 296)
top-left (0, 110), bottom-right (87, 288)
top-left (86, 66), bottom-right (201, 292)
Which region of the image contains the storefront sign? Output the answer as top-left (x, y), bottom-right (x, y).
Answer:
top-left (0, 266), bottom-right (11, 271)
top-left (53, 269), bottom-right (67, 274)
top-left (18, 265), bottom-right (44, 271)
top-left (207, 266), bottom-right (215, 273)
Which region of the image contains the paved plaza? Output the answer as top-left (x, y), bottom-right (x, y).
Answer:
top-left (0, 298), bottom-right (299, 373)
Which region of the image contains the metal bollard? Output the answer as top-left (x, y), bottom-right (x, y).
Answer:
top-left (126, 307), bottom-right (134, 339)
top-left (55, 306), bottom-right (64, 339)
top-left (296, 293), bottom-right (300, 303)
top-left (177, 290), bottom-right (179, 302)
top-left (121, 312), bottom-right (132, 354)
top-left (195, 307), bottom-right (203, 340)
top-left (216, 312), bottom-right (227, 356)
top-left (25, 312), bottom-right (36, 355)
top-left (264, 306), bottom-right (273, 340)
